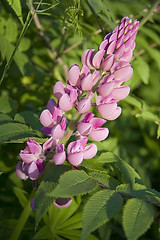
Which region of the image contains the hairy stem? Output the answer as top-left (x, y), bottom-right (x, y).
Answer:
top-left (139, 0), bottom-right (160, 28)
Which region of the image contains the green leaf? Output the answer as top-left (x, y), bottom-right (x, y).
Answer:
top-left (134, 58), bottom-right (150, 84)
top-left (96, 152), bottom-right (118, 163)
top-left (81, 189), bottom-right (123, 240)
top-left (89, 171), bottom-right (120, 189)
top-left (136, 111), bottom-right (160, 122)
top-left (147, 48), bottom-right (160, 70)
top-left (115, 156), bottom-right (141, 184)
top-left (48, 170), bottom-right (97, 198)
top-left (14, 111), bottom-right (42, 133)
top-left (35, 165), bottom-right (71, 227)
top-left (117, 183), bottom-right (160, 206)
top-left (13, 187), bottom-right (28, 208)
top-left (5, 17), bottom-right (18, 43)
top-left (0, 122), bottom-right (35, 143)
top-left (123, 199), bottom-right (154, 240)
top-left (7, 0), bottom-right (24, 24)
top-left (124, 95), bottom-right (143, 109)
top-left (35, 181), bottom-right (56, 229)
top-left (96, 151), bottom-right (141, 184)
top-left (0, 93), bottom-right (16, 113)
top-left (0, 113), bottom-right (13, 123)
top-left (140, 27), bottom-right (160, 45)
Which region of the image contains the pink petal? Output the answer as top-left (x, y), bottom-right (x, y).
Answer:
top-left (27, 162), bottom-right (40, 180)
top-left (99, 39), bottom-right (109, 51)
top-left (68, 64), bottom-right (80, 86)
top-left (40, 109), bottom-right (54, 127)
top-left (90, 117), bottom-right (106, 129)
top-left (60, 117), bottom-right (66, 131)
top-left (113, 66), bottom-right (133, 82)
top-left (68, 152), bottom-right (84, 166)
top-left (53, 81), bottom-right (65, 100)
top-left (81, 112), bottom-right (94, 123)
top-left (16, 161), bottom-right (28, 180)
top-left (81, 49), bottom-right (95, 68)
top-left (53, 151), bottom-right (66, 165)
top-left (81, 64), bottom-right (90, 76)
top-left (47, 98), bottom-right (56, 113)
top-left (92, 70), bottom-right (99, 86)
top-left (19, 153), bottom-right (37, 164)
top-left (111, 61), bottom-right (131, 72)
top-left (81, 73), bottom-right (93, 91)
top-left (109, 31), bottom-right (118, 42)
top-left (92, 50), bottom-right (105, 69)
top-left (119, 50), bottom-right (133, 62)
top-left (43, 137), bottom-right (57, 152)
top-left (99, 81), bottom-right (115, 97)
top-left (77, 98), bottom-right (91, 114)
top-left (53, 198), bottom-right (72, 208)
top-left (101, 54), bottom-right (115, 72)
top-left (83, 144), bottom-right (97, 159)
top-left (89, 128), bottom-right (109, 141)
top-left (112, 86), bottom-right (130, 100)
top-left (77, 122), bottom-right (92, 136)
top-left (51, 124), bottom-right (64, 140)
top-left (106, 40), bottom-right (116, 54)
top-left (106, 106), bottom-right (122, 120)
top-left (114, 44), bottom-right (125, 59)
top-left (59, 93), bottom-right (73, 112)
top-left (69, 88), bottom-right (78, 104)
top-left (116, 34), bottom-right (125, 48)
top-left (97, 102), bottom-right (117, 119)
top-left (27, 141), bottom-right (42, 156)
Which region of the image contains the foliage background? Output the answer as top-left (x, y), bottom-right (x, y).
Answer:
top-left (0, 0), bottom-right (160, 239)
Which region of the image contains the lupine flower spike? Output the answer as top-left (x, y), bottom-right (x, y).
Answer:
top-left (16, 17), bottom-right (139, 209)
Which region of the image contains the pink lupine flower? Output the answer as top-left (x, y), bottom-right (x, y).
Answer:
top-left (81, 49), bottom-right (95, 69)
top-left (53, 82), bottom-right (78, 112)
top-left (16, 161), bottom-right (28, 180)
top-left (77, 92), bottom-right (94, 113)
top-left (67, 138), bottom-right (97, 166)
top-left (53, 198), bottom-right (72, 208)
top-left (43, 137), bottom-right (58, 153)
top-left (53, 143), bottom-right (66, 165)
top-left (51, 117), bottom-right (66, 140)
top-left (19, 138), bottom-right (42, 164)
top-left (40, 99), bottom-right (62, 128)
top-left (68, 64), bottom-right (80, 86)
top-left (97, 101), bottom-right (118, 120)
top-left (77, 112), bottom-right (109, 141)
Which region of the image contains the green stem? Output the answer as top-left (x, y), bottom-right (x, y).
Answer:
top-left (9, 190), bottom-right (36, 240)
top-left (60, 111), bottom-right (82, 145)
top-left (139, 0), bottom-right (160, 28)
top-left (0, 0), bottom-right (43, 86)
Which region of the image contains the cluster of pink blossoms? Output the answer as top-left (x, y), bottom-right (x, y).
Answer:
top-left (16, 17), bottom-right (139, 208)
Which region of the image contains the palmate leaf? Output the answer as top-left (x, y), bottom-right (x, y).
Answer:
top-left (7, 0), bottom-right (24, 24)
top-left (81, 189), bottom-right (123, 240)
top-left (48, 170), bottom-right (97, 198)
top-left (123, 199), bottom-right (154, 240)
